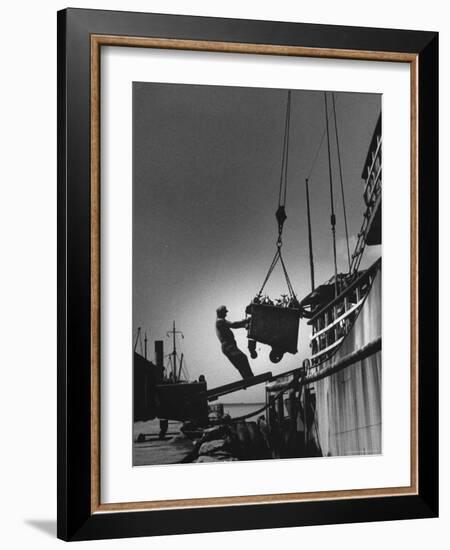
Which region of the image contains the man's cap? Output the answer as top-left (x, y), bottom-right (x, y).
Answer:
top-left (216, 305), bottom-right (228, 315)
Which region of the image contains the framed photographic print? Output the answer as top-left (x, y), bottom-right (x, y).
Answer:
top-left (57, 8), bottom-right (438, 541)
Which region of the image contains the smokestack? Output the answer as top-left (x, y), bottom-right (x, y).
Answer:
top-left (155, 340), bottom-right (164, 369)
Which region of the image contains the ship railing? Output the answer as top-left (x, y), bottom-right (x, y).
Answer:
top-left (363, 133), bottom-right (382, 206)
top-left (364, 161), bottom-right (382, 208)
top-left (308, 261), bottom-right (380, 367)
top-left (350, 221), bottom-right (370, 274)
top-left (350, 165), bottom-right (382, 274)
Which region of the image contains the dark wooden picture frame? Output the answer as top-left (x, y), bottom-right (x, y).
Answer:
top-left (57, 8), bottom-right (438, 541)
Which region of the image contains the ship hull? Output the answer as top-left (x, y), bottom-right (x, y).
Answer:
top-left (309, 265), bottom-right (382, 456)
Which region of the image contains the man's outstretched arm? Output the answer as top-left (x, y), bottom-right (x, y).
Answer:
top-left (227, 318), bottom-right (250, 329)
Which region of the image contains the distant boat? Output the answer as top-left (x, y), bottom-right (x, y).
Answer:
top-left (133, 322), bottom-right (208, 423)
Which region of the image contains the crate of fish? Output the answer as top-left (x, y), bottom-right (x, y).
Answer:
top-left (246, 297), bottom-right (300, 363)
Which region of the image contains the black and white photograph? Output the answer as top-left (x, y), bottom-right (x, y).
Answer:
top-left (132, 82), bottom-right (382, 466)
top-left (1, 0), bottom-right (442, 545)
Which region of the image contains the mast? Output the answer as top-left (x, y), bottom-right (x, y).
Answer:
top-left (305, 178), bottom-right (315, 292)
top-left (166, 321), bottom-right (184, 382)
top-left (324, 92), bottom-right (339, 297)
top-left (172, 321), bottom-right (176, 379)
top-left (332, 93), bottom-right (351, 273)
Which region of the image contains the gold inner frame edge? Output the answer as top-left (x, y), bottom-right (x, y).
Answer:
top-left (90, 34), bottom-right (419, 514)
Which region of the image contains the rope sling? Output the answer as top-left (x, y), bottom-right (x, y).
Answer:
top-left (256, 90), bottom-right (298, 304)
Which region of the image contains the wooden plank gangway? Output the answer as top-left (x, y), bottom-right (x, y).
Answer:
top-left (188, 349), bottom-right (380, 405)
top-left (192, 371), bottom-right (273, 402)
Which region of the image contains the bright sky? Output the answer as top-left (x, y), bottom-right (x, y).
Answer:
top-left (133, 82), bottom-right (381, 402)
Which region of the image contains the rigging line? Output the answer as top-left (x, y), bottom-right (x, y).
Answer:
top-left (283, 91), bottom-right (292, 206)
top-left (332, 93), bottom-right (351, 272)
top-left (258, 91), bottom-right (297, 298)
top-left (278, 90), bottom-right (291, 207)
top-left (135, 328), bottom-right (144, 356)
top-left (134, 327), bottom-right (141, 352)
top-left (278, 99), bottom-right (288, 205)
top-left (306, 125), bottom-right (327, 181)
top-left (324, 91), bottom-right (339, 298)
top-left (180, 365), bottom-right (189, 381)
top-left (279, 253), bottom-right (296, 298)
top-left (258, 248), bottom-right (295, 298)
top-left (258, 249), bottom-right (280, 295)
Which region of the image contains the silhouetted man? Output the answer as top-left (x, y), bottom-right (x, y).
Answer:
top-left (215, 305), bottom-right (254, 380)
